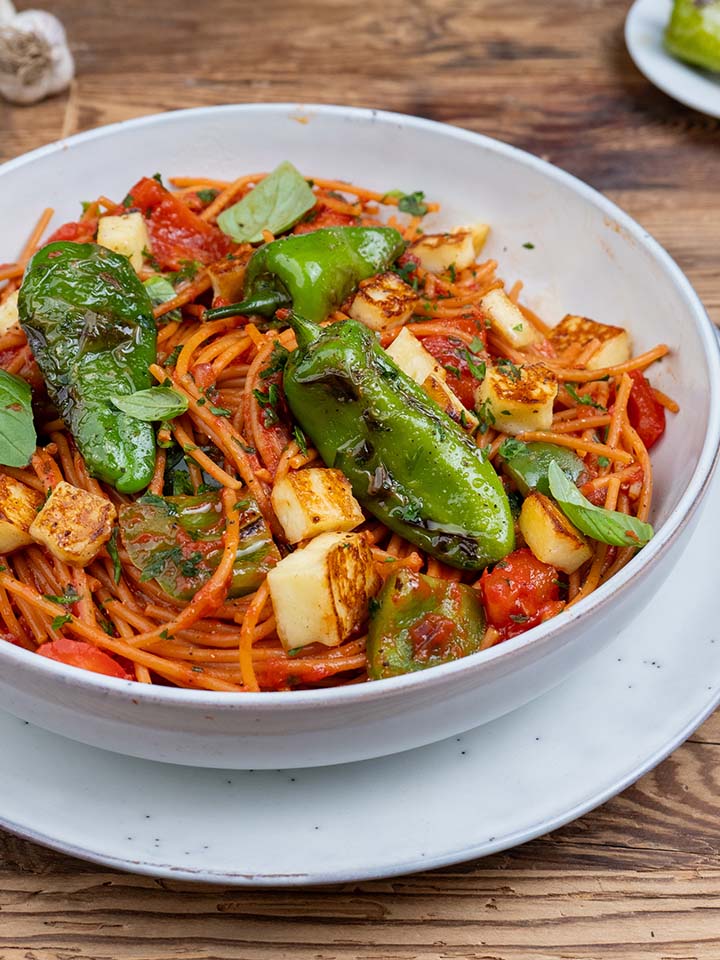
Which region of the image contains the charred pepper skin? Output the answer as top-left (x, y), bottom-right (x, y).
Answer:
top-left (204, 226), bottom-right (405, 323)
top-left (19, 241), bottom-right (157, 493)
top-left (367, 569), bottom-right (487, 679)
top-left (283, 313), bottom-right (515, 570)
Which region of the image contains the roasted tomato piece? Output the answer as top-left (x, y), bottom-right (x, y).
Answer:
top-left (292, 204), bottom-right (356, 235)
top-left (421, 331), bottom-right (486, 408)
top-left (44, 220), bottom-right (98, 245)
top-left (479, 547), bottom-right (563, 640)
top-left (627, 370), bottom-right (666, 449)
top-left (126, 176), bottom-right (231, 270)
top-left (38, 637), bottom-right (131, 679)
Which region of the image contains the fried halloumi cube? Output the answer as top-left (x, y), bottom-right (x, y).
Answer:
top-left (267, 531), bottom-right (381, 650)
top-left (408, 229), bottom-right (477, 274)
top-left (0, 290), bottom-right (19, 336)
top-left (29, 481), bottom-right (116, 566)
top-left (549, 314), bottom-right (631, 370)
top-left (479, 288), bottom-right (542, 349)
top-left (476, 361), bottom-right (558, 435)
top-left (0, 474), bottom-right (44, 554)
top-left (97, 212), bottom-right (150, 272)
top-left (271, 468), bottom-right (364, 544)
top-left (349, 271), bottom-right (418, 331)
top-left (519, 492), bottom-right (592, 574)
top-left (207, 256), bottom-right (247, 303)
top-left (386, 327), bottom-right (478, 431)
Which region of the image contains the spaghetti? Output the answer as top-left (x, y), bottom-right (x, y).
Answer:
top-left (0, 170), bottom-right (673, 691)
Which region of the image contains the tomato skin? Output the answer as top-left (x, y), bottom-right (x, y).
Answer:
top-left (421, 333), bottom-right (486, 409)
top-left (126, 177), bottom-right (231, 270)
top-left (44, 220), bottom-right (97, 245)
top-left (292, 204), bottom-right (356, 234)
top-left (627, 370), bottom-right (665, 449)
top-left (479, 548), bottom-right (563, 640)
top-left (38, 637), bottom-right (131, 680)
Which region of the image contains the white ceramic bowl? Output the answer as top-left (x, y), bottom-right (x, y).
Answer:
top-left (1, 104), bottom-right (718, 769)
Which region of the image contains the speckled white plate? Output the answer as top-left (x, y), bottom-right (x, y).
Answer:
top-left (626, 0), bottom-right (720, 118)
top-left (1, 472), bottom-right (719, 885)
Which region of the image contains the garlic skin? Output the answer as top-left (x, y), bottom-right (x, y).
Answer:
top-left (0, 2), bottom-right (74, 105)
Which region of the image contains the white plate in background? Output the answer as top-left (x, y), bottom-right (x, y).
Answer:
top-left (1, 470), bottom-right (719, 885)
top-left (626, 0), bottom-right (720, 118)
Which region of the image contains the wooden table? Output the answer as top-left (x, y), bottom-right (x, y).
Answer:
top-left (1, 1), bottom-right (718, 956)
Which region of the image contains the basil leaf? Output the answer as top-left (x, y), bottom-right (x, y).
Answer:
top-left (0, 369), bottom-right (36, 467)
top-left (143, 275), bottom-right (180, 323)
top-left (548, 461), bottom-right (654, 548)
top-left (217, 161), bottom-right (315, 243)
top-left (110, 387), bottom-right (188, 422)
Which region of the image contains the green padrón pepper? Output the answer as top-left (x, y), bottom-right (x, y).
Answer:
top-left (367, 569), bottom-right (486, 679)
top-left (205, 226), bottom-right (405, 323)
top-left (118, 491), bottom-right (280, 601)
top-left (283, 312), bottom-right (515, 570)
top-left (19, 242), bottom-right (157, 493)
top-left (499, 439), bottom-right (584, 497)
top-left (665, 0), bottom-right (720, 72)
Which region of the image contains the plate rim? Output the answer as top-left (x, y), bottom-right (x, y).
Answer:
top-left (625, 0), bottom-right (720, 119)
top-left (1, 101), bottom-right (719, 714)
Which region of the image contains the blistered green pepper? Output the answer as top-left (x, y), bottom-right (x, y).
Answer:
top-left (19, 242), bottom-right (157, 493)
top-left (205, 226), bottom-right (405, 324)
top-left (665, 0), bottom-right (720, 72)
top-left (367, 569), bottom-right (486, 679)
top-left (499, 440), bottom-right (584, 497)
top-left (282, 312), bottom-right (515, 570)
top-left (118, 491), bottom-right (280, 601)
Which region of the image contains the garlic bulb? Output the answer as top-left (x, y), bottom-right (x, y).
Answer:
top-left (0, 0), bottom-right (74, 105)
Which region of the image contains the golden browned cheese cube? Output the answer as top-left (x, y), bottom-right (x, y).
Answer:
top-left (271, 468), bottom-right (364, 544)
top-left (0, 474), bottom-right (44, 553)
top-left (549, 314), bottom-right (631, 369)
top-left (476, 361), bottom-right (558, 435)
top-left (267, 531), bottom-right (381, 650)
top-left (29, 481), bottom-right (116, 566)
top-left (519, 492), bottom-right (592, 574)
top-left (349, 271), bottom-right (419, 331)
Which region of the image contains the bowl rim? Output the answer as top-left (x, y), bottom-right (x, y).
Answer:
top-left (2, 101), bottom-right (719, 711)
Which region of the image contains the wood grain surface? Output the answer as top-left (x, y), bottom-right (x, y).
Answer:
top-left (1, 0), bottom-right (719, 956)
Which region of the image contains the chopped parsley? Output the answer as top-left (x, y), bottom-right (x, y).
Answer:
top-left (565, 382), bottom-right (606, 411)
top-left (253, 384), bottom-right (280, 427)
top-left (293, 425), bottom-right (308, 456)
top-left (165, 345), bottom-right (183, 367)
top-left (167, 259), bottom-right (203, 285)
top-left (476, 398), bottom-right (496, 434)
top-left (107, 528), bottom-right (122, 584)
top-left (498, 437), bottom-right (527, 460)
top-left (180, 552), bottom-right (204, 578)
top-left (208, 405), bottom-right (231, 417)
top-left (522, 242), bottom-right (535, 250)
top-left (394, 190), bottom-right (429, 217)
top-left (597, 455), bottom-right (611, 468)
top-left (139, 492), bottom-right (177, 515)
top-left (496, 357), bottom-right (523, 382)
top-left (196, 188), bottom-right (219, 204)
top-left (465, 350), bottom-right (486, 381)
top-left (44, 587), bottom-right (81, 606)
top-left (260, 341), bottom-right (290, 379)
top-left (51, 613), bottom-right (72, 631)
top-left (140, 547), bottom-right (183, 582)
